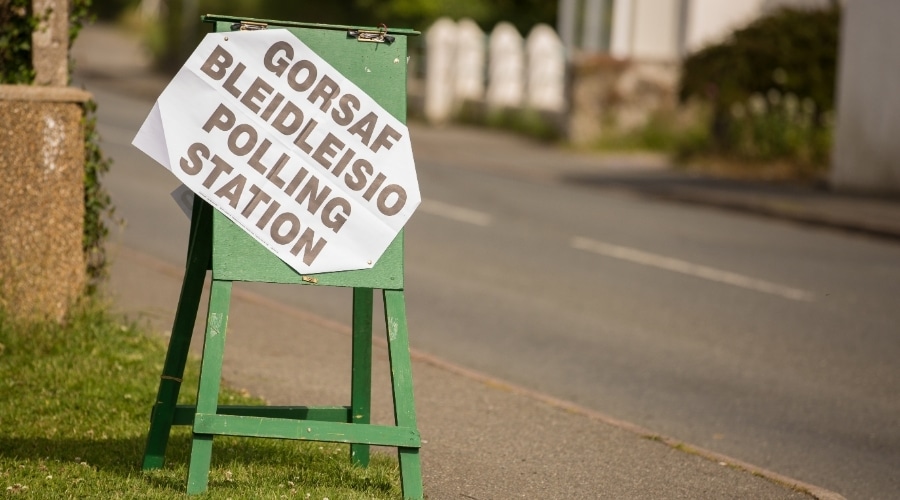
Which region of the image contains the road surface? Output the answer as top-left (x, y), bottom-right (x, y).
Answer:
top-left (79, 63), bottom-right (899, 500)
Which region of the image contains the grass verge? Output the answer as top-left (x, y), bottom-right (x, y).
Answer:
top-left (0, 303), bottom-right (401, 499)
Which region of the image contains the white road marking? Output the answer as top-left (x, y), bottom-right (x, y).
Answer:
top-left (419, 199), bottom-right (492, 226)
top-left (571, 236), bottom-right (815, 302)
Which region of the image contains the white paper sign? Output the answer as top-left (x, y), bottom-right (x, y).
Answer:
top-left (133, 29), bottom-right (419, 274)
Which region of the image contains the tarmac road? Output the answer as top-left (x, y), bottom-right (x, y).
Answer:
top-left (73, 24), bottom-right (899, 499)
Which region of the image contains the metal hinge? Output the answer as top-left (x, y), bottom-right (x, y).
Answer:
top-left (231, 21), bottom-right (268, 31)
top-left (348, 24), bottom-right (394, 44)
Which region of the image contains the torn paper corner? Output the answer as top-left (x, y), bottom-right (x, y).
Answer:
top-left (170, 184), bottom-right (194, 219)
top-left (132, 101), bottom-right (171, 171)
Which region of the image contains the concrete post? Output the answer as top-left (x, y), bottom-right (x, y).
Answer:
top-left (831, 0), bottom-right (900, 194)
top-left (526, 24), bottom-right (566, 113)
top-left (0, 86), bottom-right (91, 321)
top-left (486, 22), bottom-right (525, 110)
top-left (454, 19), bottom-right (486, 104)
top-left (424, 18), bottom-right (457, 124)
top-left (2, 0), bottom-right (92, 320)
top-left (32, 0), bottom-right (69, 86)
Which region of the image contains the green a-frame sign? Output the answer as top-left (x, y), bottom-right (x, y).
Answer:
top-left (140, 15), bottom-right (423, 498)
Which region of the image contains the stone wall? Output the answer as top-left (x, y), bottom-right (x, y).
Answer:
top-left (0, 85), bottom-right (91, 321)
top-left (567, 56), bottom-right (679, 145)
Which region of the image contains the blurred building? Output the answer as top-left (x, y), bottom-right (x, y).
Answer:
top-left (558, 0), bottom-right (835, 61)
top-left (559, 0), bottom-right (836, 143)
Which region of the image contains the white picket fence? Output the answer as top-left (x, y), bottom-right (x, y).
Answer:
top-left (422, 18), bottom-right (566, 124)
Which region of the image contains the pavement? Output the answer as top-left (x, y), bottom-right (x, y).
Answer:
top-left (67, 23), bottom-right (900, 499)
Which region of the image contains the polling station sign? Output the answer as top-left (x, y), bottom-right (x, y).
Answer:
top-left (134, 29), bottom-right (419, 274)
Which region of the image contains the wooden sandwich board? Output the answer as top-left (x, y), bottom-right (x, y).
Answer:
top-left (140, 15), bottom-right (423, 498)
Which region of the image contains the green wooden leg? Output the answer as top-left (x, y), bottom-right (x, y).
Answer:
top-left (350, 288), bottom-right (374, 466)
top-left (383, 290), bottom-right (423, 499)
top-left (186, 279), bottom-right (233, 495)
top-left (142, 202), bottom-right (212, 470)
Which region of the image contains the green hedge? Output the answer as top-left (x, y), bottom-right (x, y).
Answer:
top-left (678, 6), bottom-right (841, 169)
top-left (0, 0), bottom-right (37, 84)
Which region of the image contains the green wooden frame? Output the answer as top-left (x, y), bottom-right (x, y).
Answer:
top-left (140, 16), bottom-right (423, 498)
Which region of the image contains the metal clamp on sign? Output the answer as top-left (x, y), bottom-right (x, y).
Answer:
top-left (231, 21), bottom-right (268, 31)
top-left (348, 24), bottom-right (394, 44)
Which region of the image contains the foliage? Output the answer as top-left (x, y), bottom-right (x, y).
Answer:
top-left (0, 0), bottom-right (115, 293)
top-left (73, 3), bottom-right (115, 294)
top-left (98, 0), bottom-right (555, 32)
top-left (0, 303), bottom-right (401, 498)
top-left (70, 0), bottom-right (95, 47)
top-left (680, 7), bottom-right (840, 116)
top-left (108, 0), bottom-right (555, 70)
top-left (0, 0), bottom-right (95, 82)
top-left (723, 90), bottom-right (833, 167)
top-left (0, 0), bottom-right (37, 83)
top-left (91, 0), bottom-right (135, 20)
top-left (82, 100), bottom-right (114, 294)
top-left (483, 108), bottom-right (562, 142)
top-left (677, 6), bottom-right (840, 171)
top-left (592, 110), bottom-right (711, 154)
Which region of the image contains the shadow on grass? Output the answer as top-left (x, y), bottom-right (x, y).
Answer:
top-left (0, 431), bottom-right (337, 467)
top-left (0, 433), bottom-right (242, 492)
top-left (0, 435), bottom-right (148, 471)
top-left (0, 432), bottom-right (397, 495)
top-left (0, 433), bottom-right (188, 489)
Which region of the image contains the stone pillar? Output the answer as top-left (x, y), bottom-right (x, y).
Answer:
top-left (454, 18), bottom-right (486, 104)
top-left (486, 22), bottom-right (525, 110)
top-left (32, 0), bottom-right (69, 87)
top-left (424, 17), bottom-right (457, 124)
top-left (0, 85), bottom-right (91, 321)
top-left (526, 24), bottom-right (566, 113)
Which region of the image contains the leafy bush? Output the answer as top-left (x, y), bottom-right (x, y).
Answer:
top-left (678, 6), bottom-right (840, 171)
top-left (91, 0), bottom-right (136, 20)
top-left (0, 0), bottom-right (37, 83)
top-left (725, 90), bottom-right (833, 166)
top-left (592, 109), bottom-right (711, 154)
top-left (483, 108), bottom-right (562, 142)
top-left (82, 100), bottom-right (114, 294)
